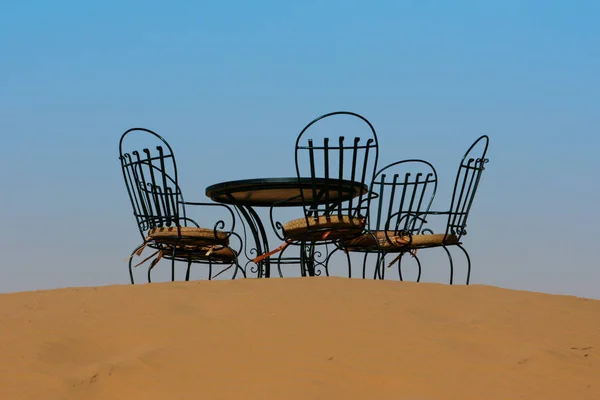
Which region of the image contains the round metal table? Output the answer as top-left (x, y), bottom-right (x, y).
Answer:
top-left (206, 177), bottom-right (368, 277)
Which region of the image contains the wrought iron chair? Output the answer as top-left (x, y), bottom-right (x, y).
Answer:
top-left (338, 159), bottom-right (438, 280)
top-left (347, 135), bottom-right (489, 284)
top-left (411, 134), bottom-right (490, 284)
top-left (260, 111), bottom-right (379, 277)
top-left (119, 128), bottom-right (245, 283)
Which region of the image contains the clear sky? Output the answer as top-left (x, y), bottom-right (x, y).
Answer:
top-left (1, 0), bottom-right (599, 298)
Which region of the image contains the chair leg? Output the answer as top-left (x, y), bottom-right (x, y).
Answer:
top-left (456, 244), bottom-right (472, 285)
top-left (143, 253), bottom-right (171, 283)
top-left (343, 248), bottom-right (352, 278)
top-left (171, 247), bottom-right (177, 282)
top-left (441, 246), bottom-right (454, 285)
top-left (363, 252), bottom-right (370, 279)
top-left (235, 261), bottom-right (247, 278)
top-left (212, 256), bottom-right (245, 280)
top-left (397, 253), bottom-right (404, 281)
top-left (397, 252), bottom-right (423, 282)
top-left (414, 253), bottom-right (422, 282)
top-left (360, 231), bottom-right (382, 280)
top-left (324, 246), bottom-right (340, 278)
top-left (231, 250), bottom-right (247, 279)
top-left (185, 260), bottom-right (192, 281)
top-left (208, 259), bottom-right (213, 280)
top-left (127, 244), bottom-right (145, 285)
top-left (367, 252), bottom-right (384, 280)
top-left (373, 253), bottom-right (385, 280)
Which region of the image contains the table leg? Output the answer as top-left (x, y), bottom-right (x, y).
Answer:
top-left (247, 206), bottom-right (272, 278)
top-left (234, 205), bottom-right (328, 278)
top-left (235, 204), bottom-right (271, 278)
top-left (304, 243), bottom-right (316, 276)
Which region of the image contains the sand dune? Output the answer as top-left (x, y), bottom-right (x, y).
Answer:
top-left (0, 277), bottom-right (598, 400)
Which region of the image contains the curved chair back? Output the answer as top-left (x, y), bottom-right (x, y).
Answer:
top-left (443, 135), bottom-right (490, 240)
top-left (119, 128), bottom-right (188, 241)
top-left (369, 159), bottom-right (438, 236)
top-left (294, 111), bottom-right (379, 240)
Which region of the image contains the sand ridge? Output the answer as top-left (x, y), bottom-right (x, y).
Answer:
top-left (0, 277), bottom-right (599, 399)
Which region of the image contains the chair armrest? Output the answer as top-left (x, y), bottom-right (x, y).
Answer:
top-left (181, 201), bottom-right (236, 234)
top-left (268, 195), bottom-right (304, 241)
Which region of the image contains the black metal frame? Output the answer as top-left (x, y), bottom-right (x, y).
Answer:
top-left (394, 135), bottom-right (490, 284)
top-left (333, 159), bottom-right (438, 280)
top-left (268, 111), bottom-right (379, 277)
top-left (119, 128), bottom-right (245, 283)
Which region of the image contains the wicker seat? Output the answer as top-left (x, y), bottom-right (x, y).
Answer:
top-left (282, 215), bottom-right (365, 241)
top-left (159, 243), bottom-right (238, 263)
top-left (149, 226), bottom-right (230, 246)
top-left (344, 231), bottom-right (458, 251)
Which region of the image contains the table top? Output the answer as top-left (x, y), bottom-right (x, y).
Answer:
top-left (206, 177), bottom-right (368, 207)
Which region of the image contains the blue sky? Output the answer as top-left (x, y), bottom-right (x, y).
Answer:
top-left (1, 0), bottom-right (599, 298)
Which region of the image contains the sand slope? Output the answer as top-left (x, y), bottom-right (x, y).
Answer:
top-left (0, 277), bottom-right (598, 400)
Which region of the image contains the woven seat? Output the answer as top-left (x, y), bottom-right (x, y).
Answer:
top-left (282, 215), bottom-right (365, 241)
top-left (345, 231), bottom-right (459, 251)
top-left (149, 226), bottom-right (230, 246)
top-left (159, 244), bottom-right (237, 263)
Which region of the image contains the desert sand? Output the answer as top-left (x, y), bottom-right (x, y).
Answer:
top-left (0, 277), bottom-right (598, 400)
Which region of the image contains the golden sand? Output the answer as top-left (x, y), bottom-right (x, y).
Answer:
top-left (1, 277), bottom-right (598, 399)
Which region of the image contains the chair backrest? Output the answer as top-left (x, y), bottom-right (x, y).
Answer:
top-left (443, 135), bottom-right (490, 240)
top-left (119, 128), bottom-right (187, 240)
top-left (294, 111), bottom-right (379, 230)
top-left (368, 160), bottom-right (438, 236)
